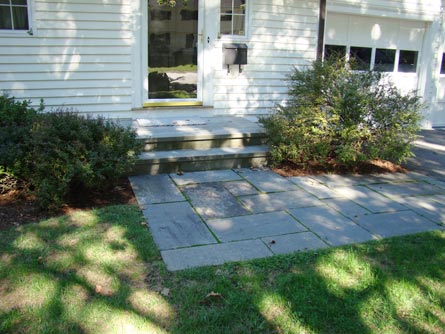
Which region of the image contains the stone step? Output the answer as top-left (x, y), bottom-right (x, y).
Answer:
top-left (140, 133), bottom-right (267, 151)
top-left (131, 145), bottom-right (269, 175)
top-left (134, 116), bottom-right (266, 152)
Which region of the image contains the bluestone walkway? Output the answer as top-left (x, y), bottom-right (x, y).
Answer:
top-left (130, 169), bottom-right (445, 271)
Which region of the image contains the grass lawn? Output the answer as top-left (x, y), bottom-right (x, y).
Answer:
top-left (0, 204), bottom-right (444, 334)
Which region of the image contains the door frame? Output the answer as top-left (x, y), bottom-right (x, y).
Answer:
top-left (140, 0), bottom-right (213, 107)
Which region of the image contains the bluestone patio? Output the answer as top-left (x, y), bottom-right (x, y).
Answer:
top-left (130, 168), bottom-right (445, 271)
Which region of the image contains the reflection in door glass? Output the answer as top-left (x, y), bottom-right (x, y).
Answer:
top-left (148, 0), bottom-right (198, 100)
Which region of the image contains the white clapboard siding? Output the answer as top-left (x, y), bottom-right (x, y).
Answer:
top-left (212, 0), bottom-right (319, 114)
top-left (0, 0), bottom-right (134, 113)
top-left (328, 0), bottom-right (441, 20)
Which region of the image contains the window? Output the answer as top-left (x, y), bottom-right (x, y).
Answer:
top-left (375, 48), bottom-right (396, 72)
top-left (350, 46), bottom-right (372, 70)
top-left (325, 44), bottom-right (419, 74)
top-left (150, 9), bottom-right (171, 21)
top-left (398, 50), bottom-right (418, 73)
top-left (220, 0), bottom-right (246, 36)
top-left (180, 9), bottom-right (198, 21)
top-left (324, 44), bottom-right (346, 61)
top-left (0, 0), bottom-right (28, 30)
top-left (441, 53), bottom-right (445, 75)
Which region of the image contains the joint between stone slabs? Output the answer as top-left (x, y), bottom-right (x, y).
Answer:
top-left (171, 181), bottom-right (223, 244)
top-left (284, 209), bottom-right (332, 246)
top-left (232, 168), bottom-right (264, 193)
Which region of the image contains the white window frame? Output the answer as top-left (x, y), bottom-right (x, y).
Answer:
top-left (324, 44), bottom-right (420, 75)
top-left (0, 0), bottom-right (33, 35)
top-left (219, 0), bottom-right (249, 40)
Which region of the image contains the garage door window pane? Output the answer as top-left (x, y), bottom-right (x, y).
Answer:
top-left (440, 53), bottom-right (445, 75)
top-left (375, 48), bottom-right (396, 72)
top-left (350, 47), bottom-right (372, 70)
top-left (324, 44), bottom-right (346, 61)
top-left (398, 50), bottom-right (418, 73)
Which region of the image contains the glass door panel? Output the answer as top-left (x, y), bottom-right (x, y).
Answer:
top-left (148, 0), bottom-right (199, 100)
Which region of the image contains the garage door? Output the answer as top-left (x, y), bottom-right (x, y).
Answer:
top-left (324, 13), bottom-right (426, 94)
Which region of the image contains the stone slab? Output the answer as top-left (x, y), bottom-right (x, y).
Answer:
top-left (207, 211), bottom-right (307, 242)
top-left (161, 239), bottom-right (273, 271)
top-left (143, 202), bottom-right (216, 250)
top-left (355, 210), bottom-right (442, 238)
top-left (289, 206), bottom-right (376, 246)
top-left (320, 173), bottom-right (417, 188)
top-left (289, 177), bottom-right (343, 199)
top-left (334, 186), bottom-right (408, 213)
top-left (318, 174), bottom-right (385, 187)
top-left (182, 182), bottom-right (250, 219)
top-left (239, 190), bottom-right (322, 214)
top-left (397, 196), bottom-right (445, 224)
top-left (262, 232), bottom-right (328, 255)
top-left (129, 174), bottom-right (185, 205)
top-left (170, 170), bottom-right (241, 186)
top-left (223, 180), bottom-right (259, 196)
top-left (235, 168), bottom-right (300, 192)
top-left (367, 182), bottom-right (444, 198)
top-left (323, 198), bottom-right (371, 219)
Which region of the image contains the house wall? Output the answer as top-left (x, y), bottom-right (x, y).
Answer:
top-left (0, 0), bottom-right (319, 117)
top-left (327, 0), bottom-right (440, 21)
top-left (1, 0), bottom-right (444, 127)
top-left (210, 0), bottom-right (319, 115)
top-left (0, 0), bottom-right (135, 114)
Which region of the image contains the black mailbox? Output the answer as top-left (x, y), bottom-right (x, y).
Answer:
top-left (223, 43), bottom-right (248, 73)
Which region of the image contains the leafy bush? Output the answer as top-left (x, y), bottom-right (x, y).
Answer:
top-left (0, 96), bottom-right (41, 177)
top-left (259, 59), bottom-right (422, 168)
top-left (0, 96), bottom-right (142, 209)
top-left (0, 166), bottom-right (17, 195)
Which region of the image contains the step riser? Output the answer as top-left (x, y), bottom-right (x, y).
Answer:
top-left (131, 156), bottom-right (267, 175)
top-left (142, 136), bottom-right (267, 152)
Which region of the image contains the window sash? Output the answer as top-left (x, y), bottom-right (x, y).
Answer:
top-left (323, 44), bottom-right (419, 74)
top-left (0, 0), bottom-right (29, 31)
top-left (220, 0), bottom-right (247, 36)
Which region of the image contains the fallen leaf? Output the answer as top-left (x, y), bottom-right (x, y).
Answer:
top-left (206, 292), bottom-right (222, 298)
top-left (200, 291), bottom-right (224, 305)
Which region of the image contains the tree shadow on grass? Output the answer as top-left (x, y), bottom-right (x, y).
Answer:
top-left (1, 205), bottom-right (444, 334)
top-left (0, 205), bottom-right (174, 334)
top-left (172, 231), bottom-right (445, 334)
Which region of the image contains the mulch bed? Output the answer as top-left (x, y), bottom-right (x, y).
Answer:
top-left (272, 159), bottom-right (407, 177)
top-left (0, 178), bottom-right (137, 231)
top-left (1, 159), bottom-right (407, 230)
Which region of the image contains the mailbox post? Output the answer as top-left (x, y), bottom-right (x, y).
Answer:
top-left (223, 43), bottom-right (248, 73)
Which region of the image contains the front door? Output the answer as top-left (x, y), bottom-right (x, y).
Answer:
top-left (146, 0), bottom-right (202, 105)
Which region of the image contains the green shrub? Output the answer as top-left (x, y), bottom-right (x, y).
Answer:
top-left (0, 96), bottom-right (41, 177)
top-left (26, 112), bottom-right (142, 209)
top-left (259, 59), bottom-right (422, 168)
top-left (0, 166), bottom-right (17, 195)
top-left (0, 96), bottom-right (142, 209)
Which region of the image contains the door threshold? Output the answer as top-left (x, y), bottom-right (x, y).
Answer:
top-left (143, 101), bottom-right (203, 108)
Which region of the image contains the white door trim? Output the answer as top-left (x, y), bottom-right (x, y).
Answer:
top-left (141, 0), bottom-right (213, 106)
